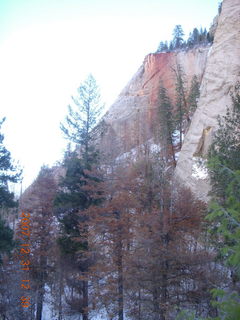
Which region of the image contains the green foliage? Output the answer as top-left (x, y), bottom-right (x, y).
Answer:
top-left (0, 118), bottom-right (21, 208)
top-left (157, 41), bottom-right (169, 53)
top-left (176, 309), bottom-right (205, 320)
top-left (172, 25), bottom-right (184, 48)
top-left (158, 83), bottom-right (174, 144)
top-left (188, 75), bottom-right (200, 113)
top-left (0, 215), bottom-right (14, 264)
top-left (207, 83), bottom-right (240, 196)
top-left (178, 83), bottom-right (240, 320)
top-left (156, 25), bottom-right (212, 53)
top-left (56, 154), bottom-right (91, 210)
top-left (0, 118), bottom-right (21, 263)
top-left (55, 151), bottom-right (103, 257)
top-left (204, 83), bottom-right (240, 319)
top-left (173, 63), bottom-right (188, 148)
top-left (206, 84), bottom-right (240, 273)
top-left (210, 289), bottom-right (240, 320)
top-left (60, 74), bottom-right (104, 163)
top-left (157, 83), bottom-right (176, 165)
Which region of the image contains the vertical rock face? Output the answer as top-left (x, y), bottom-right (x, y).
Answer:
top-left (175, 0), bottom-right (240, 199)
top-left (98, 47), bottom-right (209, 159)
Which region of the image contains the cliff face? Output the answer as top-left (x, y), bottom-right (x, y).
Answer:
top-left (97, 0), bottom-right (240, 199)
top-left (97, 47), bottom-right (209, 160)
top-left (22, 0), bottom-right (240, 201)
top-left (175, 0), bottom-right (240, 198)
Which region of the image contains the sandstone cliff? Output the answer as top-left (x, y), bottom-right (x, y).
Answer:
top-left (21, 0), bottom-right (240, 201)
top-left (175, 0), bottom-right (240, 198)
top-left (96, 47), bottom-right (209, 160)
top-left (96, 0), bottom-right (240, 199)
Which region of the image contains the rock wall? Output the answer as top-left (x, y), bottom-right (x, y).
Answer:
top-left (175, 0), bottom-right (240, 199)
top-left (96, 47), bottom-right (209, 160)
top-left (21, 0), bottom-right (239, 202)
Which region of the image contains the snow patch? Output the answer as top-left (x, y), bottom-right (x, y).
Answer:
top-left (192, 158), bottom-right (208, 180)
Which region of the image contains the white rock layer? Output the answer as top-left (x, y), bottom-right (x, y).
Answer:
top-left (175, 0), bottom-right (240, 199)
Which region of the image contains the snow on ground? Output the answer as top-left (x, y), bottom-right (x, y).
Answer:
top-left (192, 158), bottom-right (208, 179)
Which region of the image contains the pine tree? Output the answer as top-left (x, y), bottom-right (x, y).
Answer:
top-left (206, 83), bottom-right (240, 317)
top-left (157, 83), bottom-right (176, 166)
top-left (60, 74), bottom-right (104, 164)
top-left (169, 41), bottom-right (174, 51)
top-left (187, 75), bottom-right (200, 114)
top-left (0, 216), bottom-right (14, 264)
top-left (57, 76), bottom-right (104, 320)
top-left (172, 64), bottom-right (188, 149)
top-left (172, 25), bottom-right (185, 49)
top-left (54, 151), bottom-right (103, 320)
top-left (0, 118), bottom-right (21, 208)
top-left (192, 28), bottom-right (200, 44)
top-left (157, 42), bottom-right (165, 53)
top-left (0, 117), bottom-right (21, 263)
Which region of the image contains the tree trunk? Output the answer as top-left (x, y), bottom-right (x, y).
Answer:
top-left (36, 284), bottom-right (44, 320)
top-left (159, 269), bottom-right (167, 320)
top-left (35, 255), bottom-right (46, 320)
top-left (138, 289), bottom-right (141, 320)
top-left (58, 267), bottom-right (63, 320)
top-left (152, 286), bottom-right (161, 320)
top-left (116, 212), bottom-right (124, 320)
top-left (82, 280), bottom-right (88, 320)
top-left (117, 256), bottom-right (124, 320)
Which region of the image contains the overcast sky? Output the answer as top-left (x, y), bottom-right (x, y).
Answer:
top-left (0, 0), bottom-right (220, 191)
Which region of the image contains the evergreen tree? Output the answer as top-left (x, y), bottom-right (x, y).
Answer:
top-left (172, 25), bottom-right (185, 49)
top-left (57, 75), bottom-right (104, 320)
top-left (157, 83), bottom-right (176, 166)
top-left (55, 151), bottom-right (103, 320)
top-left (0, 216), bottom-right (14, 264)
top-left (0, 117), bottom-right (21, 263)
top-left (192, 28), bottom-right (200, 44)
top-left (169, 41), bottom-right (174, 51)
top-left (157, 41), bottom-right (166, 53)
top-left (164, 41), bottom-right (169, 51)
top-left (187, 75), bottom-right (200, 114)
top-left (0, 118), bottom-right (21, 208)
top-left (172, 64), bottom-right (188, 149)
top-left (157, 41), bottom-right (169, 52)
top-left (60, 74), bottom-right (104, 164)
top-left (187, 32), bottom-right (194, 48)
top-left (207, 32), bottom-right (214, 44)
top-left (206, 83), bottom-right (240, 317)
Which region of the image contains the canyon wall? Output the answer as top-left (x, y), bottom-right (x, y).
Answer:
top-left (96, 0), bottom-right (240, 199)
top-left (96, 47), bottom-right (210, 160)
top-left (175, 0), bottom-right (240, 198)
top-left (22, 0), bottom-right (240, 201)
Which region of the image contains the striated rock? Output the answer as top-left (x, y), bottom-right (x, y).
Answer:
top-left (97, 47), bottom-right (209, 160)
top-left (175, 0), bottom-right (240, 199)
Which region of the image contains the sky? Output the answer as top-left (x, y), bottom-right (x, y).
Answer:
top-left (0, 0), bottom-right (220, 191)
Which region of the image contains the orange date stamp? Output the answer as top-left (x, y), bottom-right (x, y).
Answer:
top-left (18, 212), bottom-right (31, 308)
